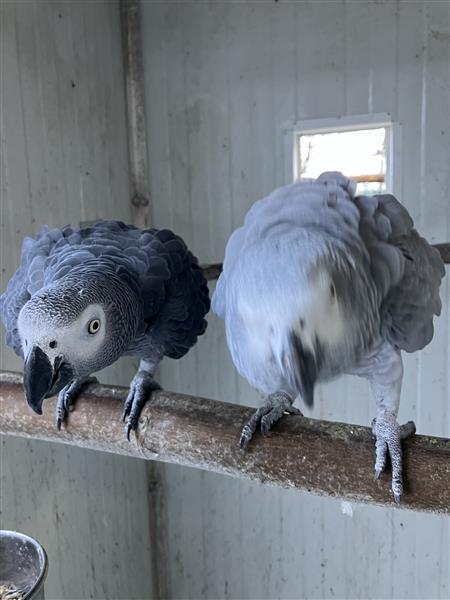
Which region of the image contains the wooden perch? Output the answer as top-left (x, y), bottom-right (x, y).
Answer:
top-left (434, 243), bottom-right (450, 264)
top-left (348, 174), bottom-right (385, 183)
top-left (201, 245), bottom-right (449, 280)
top-left (201, 263), bottom-right (223, 281)
top-left (1, 371), bottom-right (448, 514)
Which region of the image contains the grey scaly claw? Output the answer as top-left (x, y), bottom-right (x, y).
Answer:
top-left (372, 413), bottom-right (416, 503)
top-left (123, 370), bottom-right (161, 440)
top-left (239, 391), bottom-right (302, 449)
top-left (55, 376), bottom-right (98, 430)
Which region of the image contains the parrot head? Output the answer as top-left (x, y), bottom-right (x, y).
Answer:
top-left (17, 274), bottom-right (140, 414)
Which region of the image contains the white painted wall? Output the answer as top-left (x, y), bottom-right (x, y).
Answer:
top-left (0, 2), bottom-right (154, 597)
top-left (141, 1), bottom-right (449, 598)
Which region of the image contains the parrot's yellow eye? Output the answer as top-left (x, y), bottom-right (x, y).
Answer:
top-left (88, 319), bottom-right (101, 334)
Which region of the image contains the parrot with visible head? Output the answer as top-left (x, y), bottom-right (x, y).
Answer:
top-left (1, 221), bottom-right (210, 437)
top-left (212, 171), bottom-right (445, 502)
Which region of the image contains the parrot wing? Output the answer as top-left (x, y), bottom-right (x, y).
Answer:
top-left (136, 229), bottom-right (210, 359)
top-left (356, 193), bottom-right (445, 352)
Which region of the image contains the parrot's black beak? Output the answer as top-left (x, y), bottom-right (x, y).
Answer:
top-left (290, 332), bottom-right (322, 408)
top-left (23, 346), bottom-right (73, 415)
top-left (23, 345), bottom-right (52, 414)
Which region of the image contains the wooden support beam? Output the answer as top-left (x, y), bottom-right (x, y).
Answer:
top-left (348, 174), bottom-right (385, 183)
top-left (201, 244), bottom-right (450, 280)
top-left (434, 243), bottom-right (450, 264)
top-left (1, 372), bottom-right (448, 514)
top-left (120, 0), bottom-right (152, 229)
top-left (200, 263), bottom-right (223, 281)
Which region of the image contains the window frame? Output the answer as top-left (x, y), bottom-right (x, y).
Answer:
top-left (284, 113), bottom-right (402, 197)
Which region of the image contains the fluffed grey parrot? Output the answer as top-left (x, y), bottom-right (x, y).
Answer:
top-left (212, 171), bottom-right (445, 502)
top-left (1, 221), bottom-right (210, 437)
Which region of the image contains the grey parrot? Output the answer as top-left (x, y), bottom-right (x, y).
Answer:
top-left (212, 171), bottom-right (445, 502)
top-left (1, 221), bottom-right (210, 437)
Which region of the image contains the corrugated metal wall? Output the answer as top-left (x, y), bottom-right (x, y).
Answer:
top-left (141, 1), bottom-right (450, 598)
top-left (0, 2), bottom-right (154, 598)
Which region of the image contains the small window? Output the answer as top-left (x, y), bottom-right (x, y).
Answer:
top-left (292, 116), bottom-right (395, 195)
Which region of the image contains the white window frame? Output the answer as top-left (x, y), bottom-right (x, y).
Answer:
top-left (283, 113), bottom-right (402, 198)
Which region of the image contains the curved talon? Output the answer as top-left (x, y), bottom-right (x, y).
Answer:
top-left (239, 424), bottom-right (255, 449)
top-left (63, 393), bottom-right (72, 412)
top-left (122, 402), bottom-right (132, 423)
top-left (126, 424), bottom-right (133, 442)
top-left (56, 402), bottom-right (65, 431)
top-left (392, 479), bottom-right (403, 504)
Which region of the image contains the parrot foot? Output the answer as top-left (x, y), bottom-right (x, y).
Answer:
top-left (371, 413), bottom-right (416, 503)
top-left (239, 391), bottom-right (302, 449)
top-left (122, 370), bottom-right (161, 440)
top-left (55, 376), bottom-right (98, 430)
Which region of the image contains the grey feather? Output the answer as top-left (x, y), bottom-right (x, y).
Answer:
top-left (353, 192), bottom-right (444, 351)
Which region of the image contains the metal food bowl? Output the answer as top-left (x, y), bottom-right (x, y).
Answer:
top-left (0, 531), bottom-right (48, 600)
